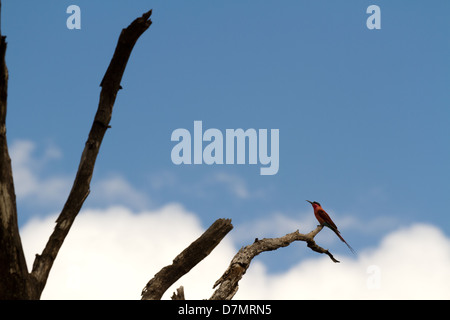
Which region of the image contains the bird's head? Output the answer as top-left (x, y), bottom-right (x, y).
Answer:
top-left (306, 200), bottom-right (322, 209)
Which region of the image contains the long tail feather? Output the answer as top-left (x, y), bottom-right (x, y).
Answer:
top-left (334, 229), bottom-right (356, 254)
top-left (322, 222), bottom-right (356, 254)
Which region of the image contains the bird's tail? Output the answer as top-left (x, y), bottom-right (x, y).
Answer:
top-left (334, 229), bottom-right (356, 255)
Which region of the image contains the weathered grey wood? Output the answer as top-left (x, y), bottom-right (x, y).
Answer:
top-left (141, 218), bottom-right (233, 300)
top-left (210, 225), bottom-right (339, 300)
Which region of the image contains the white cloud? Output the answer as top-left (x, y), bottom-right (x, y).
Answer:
top-left (11, 140), bottom-right (448, 299)
top-left (213, 173), bottom-right (252, 199)
top-left (10, 140), bottom-right (71, 205)
top-left (233, 209), bottom-right (403, 247)
top-left (149, 170), bottom-right (178, 191)
top-left (232, 210), bottom-right (361, 249)
top-left (91, 174), bottom-right (151, 210)
top-left (235, 223), bottom-right (450, 299)
top-left (148, 170), bottom-right (268, 202)
top-left (20, 204), bottom-right (235, 299)
top-left (233, 211), bottom-right (317, 244)
top-left (9, 140), bottom-right (152, 210)
top-left (20, 203), bottom-right (450, 299)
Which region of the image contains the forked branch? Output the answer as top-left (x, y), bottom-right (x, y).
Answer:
top-left (210, 225), bottom-right (339, 300)
top-left (0, 7), bottom-right (31, 299)
top-left (29, 9), bottom-right (153, 299)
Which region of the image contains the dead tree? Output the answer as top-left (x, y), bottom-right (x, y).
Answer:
top-left (0, 4), bottom-right (153, 299)
top-left (142, 224), bottom-right (339, 300)
top-left (0, 5), bottom-right (340, 300)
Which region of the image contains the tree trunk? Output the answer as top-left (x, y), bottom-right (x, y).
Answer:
top-left (0, 4), bottom-right (153, 299)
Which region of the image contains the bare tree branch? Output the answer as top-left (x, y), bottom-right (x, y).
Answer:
top-left (29, 9), bottom-right (153, 299)
top-left (141, 218), bottom-right (233, 300)
top-left (1, 4), bottom-right (347, 301)
top-left (0, 13), bottom-right (31, 299)
top-left (210, 225), bottom-right (339, 300)
top-left (171, 286), bottom-right (185, 300)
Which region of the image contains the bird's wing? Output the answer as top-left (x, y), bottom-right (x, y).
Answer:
top-left (317, 210), bottom-right (356, 254)
top-left (316, 209), bottom-right (338, 230)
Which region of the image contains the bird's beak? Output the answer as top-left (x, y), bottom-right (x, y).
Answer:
top-left (306, 200), bottom-right (313, 204)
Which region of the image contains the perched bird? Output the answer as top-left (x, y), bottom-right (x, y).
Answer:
top-left (306, 200), bottom-right (355, 254)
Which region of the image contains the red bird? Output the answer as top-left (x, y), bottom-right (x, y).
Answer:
top-left (307, 200), bottom-right (355, 254)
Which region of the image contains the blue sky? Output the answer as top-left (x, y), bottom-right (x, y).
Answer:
top-left (2, 1), bottom-right (450, 298)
